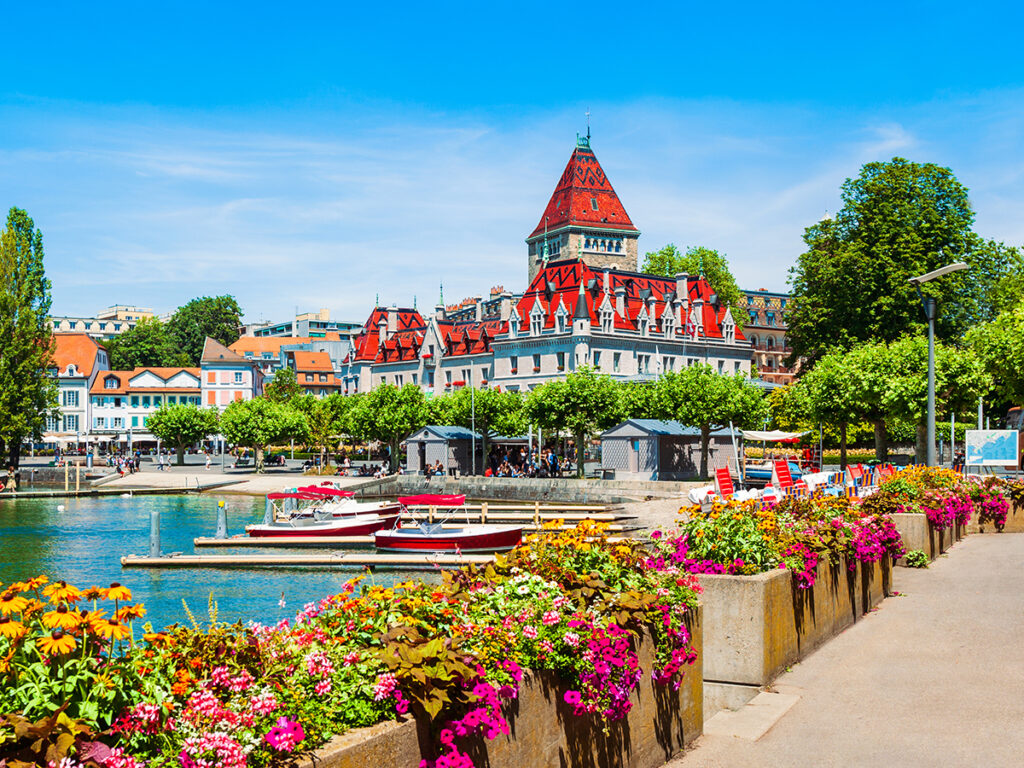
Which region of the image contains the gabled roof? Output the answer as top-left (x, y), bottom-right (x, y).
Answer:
top-left (528, 142), bottom-right (638, 240)
top-left (202, 337), bottom-right (250, 365)
top-left (52, 333), bottom-right (106, 377)
top-left (230, 333), bottom-right (342, 356)
top-left (603, 420), bottom-right (742, 438)
top-left (90, 368), bottom-right (201, 395)
top-left (350, 308), bottom-right (428, 363)
top-left (408, 425), bottom-right (481, 441)
top-left (290, 350), bottom-right (334, 372)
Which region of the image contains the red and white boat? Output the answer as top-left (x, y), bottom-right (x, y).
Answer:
top-left (268, 486), bottom-right (403, 519)
top-left (246, 511), bottom-right (400, 538)
top-left (373, 494), bottom-right (522, 553)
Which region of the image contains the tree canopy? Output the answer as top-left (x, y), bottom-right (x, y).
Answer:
top-left (446, 387), bottom-right (526, 468)
top-left (166, 295), bottom-right (243, 366)
top-left (104, 317), bottom-right (187, 370)
top-left (966, 298), bottom-right (1024, 409)
top-left (220, 397), bottom-right (306, 472)
top-left (146, 404), bottom-right (220, 465)
top-left (524, 367), bottom-right (621, 478)
top-left (640, 244), bottom-right (746, 328)
top-left (786, 157), bottom-right (1012, 365)
top-left (264, 366), bottom-right (303, 404)
top-left (0, 208), bottom-right (57, 465)
top-left (348, 384), bottom-right (429, 471)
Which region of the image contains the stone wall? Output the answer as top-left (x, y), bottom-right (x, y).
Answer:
top-left (966, 502), bottom-right (1024, 534)
top-left (890, 513), bottom-right (963, 564)
top-left (300, 612), bottom-right (703, 768)
top-left (352, 475), bottom-right (698, 504)
top-left (696, 556), bottom-right (889, 688)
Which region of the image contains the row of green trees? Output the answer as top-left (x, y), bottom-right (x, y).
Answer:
top-left (148, 365), bottom-right (768, 477)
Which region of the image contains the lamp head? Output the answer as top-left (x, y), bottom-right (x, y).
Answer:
top-left (909, 262), bottom-right (968, 285)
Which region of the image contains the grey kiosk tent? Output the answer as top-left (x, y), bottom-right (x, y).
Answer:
top-left (405, 426), bottom-right (481, 476)
top-left (600, 419), bottom-right (743, 481)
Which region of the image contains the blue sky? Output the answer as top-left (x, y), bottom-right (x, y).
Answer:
top-left (2, 1), bottom-right (1023, 323)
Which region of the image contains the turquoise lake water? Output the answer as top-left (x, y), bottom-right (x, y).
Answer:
top-left (0, 493), bottom-right (419, 630)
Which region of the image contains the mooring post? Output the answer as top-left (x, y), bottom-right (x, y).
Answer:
top-left (149, 508), bottom-right (161, 557)
top-left (216, 500), bottom-right (228, 539)
top-left (75, 463), bottom-right (80, 493)
top-left (534, 501), bottom-right (540, 528)
top-left (480, 501), bottom-right (488, 524)
top-left (64, 461), bottom-right (68, 492)
top-left (264, 497), bottom-right (274, 525)
top-left (428, 505), bottom-right (435, 524)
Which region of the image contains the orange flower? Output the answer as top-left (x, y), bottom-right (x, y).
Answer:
top-left (81, 608), bottom-right (108, 634)
top-left (38, 630), bottom-right (76, 655)
top-left (116, 604), bottom-right (146, 621)
top-left (189, 657), bottom-right (203, 669)
top-left (143, 631), bottom-right (169, 646)
top-left (95, 618), bottom-right (131, 641)
top-left (42, 604), bottom-right (80, 631)
top-left (24, 576), bottom-right (49, 590)
top-left (106, 583), bottom-right (132, 601)
top-left (83, 586), bottom-right (105, 601)
top-left (0, 590), bottom-right (28, 616)
top-left (0, 619), bottom-right (26, 639)
top-left (43, 581), bottom-right (83, 604)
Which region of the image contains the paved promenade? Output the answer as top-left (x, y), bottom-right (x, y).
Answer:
top-left (674, 533), bottom-right (1024, 767)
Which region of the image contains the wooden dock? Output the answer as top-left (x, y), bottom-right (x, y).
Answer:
top-left (0, 486), bottom-right (200, 500)
top-left (121, 552), bottom-right (495, 569)
top-left (193, 534), bottom-right (630, 549)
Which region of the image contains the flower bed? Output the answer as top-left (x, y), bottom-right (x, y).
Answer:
top-left (667, 495), bottom-right (901, 693)
top-left (0, 522), bottom-right (702, 768)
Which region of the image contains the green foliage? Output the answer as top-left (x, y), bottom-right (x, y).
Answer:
top-left (0, 708), bottom-right (100, 767)
top-left (617, 381), bottom-right (656, 421)
top-left (904, 550), bottom-right (929, 568)
top-left (166, 295), bottom-right (243, 366)
top-left (966, 297), bottom-right (1024, 406)
top-left (220, 397), bottom-right (306, 471)
top-left (263, 366), bottom-right (303, 404)
top-left (787, 158), bottom-right (1007, 364)
top-left (445, 387), bottom-right (525, 463)
top-left (348, 384), bottom-right (428, 470)
top-left (0, 208), bottom-right (57, 466)
top-left (524, 367), bottom-right (621, 477)
top-left (104, 317), bottom-right (187, 370)
top-left (296, 393), bottom-right (353, 471)
top-left (146, 404), bottom-right (220, 465)
top-left (379, 625), bottom-right (479, 719)
top-left (653, 365), bottom-right (766, 477)
top-left (640, 244), bottom-right (746, 328)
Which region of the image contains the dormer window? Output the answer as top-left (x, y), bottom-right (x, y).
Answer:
top-left (601, 309), bottom-right (614, 334)
top-left (639, 316), bottom-right (649, 337)
top-left (662, 314), bottom-right (674, 337)
top-left (530, 306), bottom-right (544, 336)
top-left (104, 376), bottom-right (118, 389)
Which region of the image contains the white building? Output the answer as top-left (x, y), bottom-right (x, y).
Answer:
top-left (89, 367), bottom-right (202, 447)
top-left (47, 334), bottom-right (110, 442)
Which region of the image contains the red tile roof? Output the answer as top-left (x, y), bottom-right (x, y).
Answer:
top-left (89, 368), bottom-right (201, 395)
top-left (350, 308), bottom-right (428, 363)
top-left (290, 350), bottom-right (334, 372)
top-left (528, 143), bottom-right (638, 240)
top-left (230, 333), bottom-right (342, 356)
top-left (51, 333), bottom-right (106, 377)
top-left (514, 259), bottom-right (745, 342)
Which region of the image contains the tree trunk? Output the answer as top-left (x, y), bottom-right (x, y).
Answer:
top-left (390, 440), bottom-right (399, 472)
top-left (576, 431), bottom-right (585, 478)
top-left (700, 424), bottom-right (710, 479)
top-left (839, 422), bottom-right (848, 470)
top-left (176, 441), bottom-right (186, 466)
top-left (255, 446), bottom-right (265, 473)
top-left (8, 441), bottom-right (21, 470)
top-left (873, 421), bottom-right (888, 462)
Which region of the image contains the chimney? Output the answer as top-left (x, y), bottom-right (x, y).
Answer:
top-left (435, 301), bottom-right (446, 321)
top-left (377, 315), bottom-right (388, 342)
top-left (499, 291), bottom-right (512, 322)
top-left (614, 285), bottom-right (626, 318)
top-left (387, 305), bottom-right (398, 335)
top-left (474, 295), bottom-right (483, 322)
top-left (676, 272), bottom-right (688, 301)
top-left (603, 268), bottom-right (611, 294)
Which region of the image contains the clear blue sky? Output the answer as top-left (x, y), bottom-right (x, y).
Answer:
top-left (2, 1), bottom-right (1023, 322)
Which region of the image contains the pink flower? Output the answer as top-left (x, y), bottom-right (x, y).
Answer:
top-left (265, 716), bottom-right (306, 752)
top-left (563, 690), bottom-right (582, 706)
top-left (563, 631), bottom-right (580, 647)
top-left (541, 610), bottom-right (560, 626)
top-left (373, 672), bottom-right (399, 701)
top-left (522, 625), bottom-right (538, 639)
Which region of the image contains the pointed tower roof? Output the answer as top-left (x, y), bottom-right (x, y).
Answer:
top-left (528, 140), bottom-right (638, 240)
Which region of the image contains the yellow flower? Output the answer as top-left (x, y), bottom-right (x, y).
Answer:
top-left (42, 604), bottom-right (80, 630)
top-left (116, 604), bottom-right (147, 621)
top-left (105, 583), bottom-right (132, 601)
top-left (82, 608), bottom-right (108, 633)
top-left (83, 586), bottom-right (105, 601)
top-left (38, 630), bottom-right (77, 656)
top-left (95, 619), bottom-right (131, 640)
top-left (0, 619), bottom-right (26, 639)
top-left (0, 590), bottom-right (28, 616)
top-left (94, 671), bottom-right (116, 691)
top-left (43, 581), bottom-right (83, 604)
top-left (24, 576), bottom-right (49, 590)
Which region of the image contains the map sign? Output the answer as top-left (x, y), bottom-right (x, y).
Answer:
top-left (964, 430), bottom-right (1019, 467)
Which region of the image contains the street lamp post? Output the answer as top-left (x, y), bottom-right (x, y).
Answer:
top-left (909, 261), bottom-right (968, 467)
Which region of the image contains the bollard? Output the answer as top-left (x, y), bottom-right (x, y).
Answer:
top-left (534, 501), bottom-right (540, 528)
top-left (75, 463), bottom-right (80, 493)
top-left (215, 500), bottom-right (228, 539)
top-left (263, 497), bottom-right (274, 526)
top-left (480, 501), bottom-right (488, 524)
top-left (64, 461), bottom-right (68, 492)
top-left (149, 508), bottom-right (161, 557)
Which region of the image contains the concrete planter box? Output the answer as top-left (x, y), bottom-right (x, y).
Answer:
top-left (299, 612), bottom-right (703, 768)
top-left (890, 513), bottom-right (963, 564)
top-left (966, 501), bottom-right (1024, 534)
top-left (696, 556), bottom-right (889, 689)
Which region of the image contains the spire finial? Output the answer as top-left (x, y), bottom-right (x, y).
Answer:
top-left (375, 292), bottom-right (379, 306)
top-left (698, 250), bottom-right (705, 277)
top-left (439, 283), bottom-right (444, 306)
top-left (586, 107), bottom-right (591, 141)
top-left (413, 295), bottom-right (417, 310)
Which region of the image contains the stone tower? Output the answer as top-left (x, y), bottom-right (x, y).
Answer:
top-left (526, 136), bottom-right (640, 282)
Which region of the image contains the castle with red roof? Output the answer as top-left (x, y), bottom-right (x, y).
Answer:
top-left (342, 136), bottom-right (751, 394)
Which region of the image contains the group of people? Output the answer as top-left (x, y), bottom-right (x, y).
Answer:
top-left (485, 446), bottom-right (573, 478)
top-left (423, 460), bottom-right (449, 478)
top-left (112, 452), bottom-right (143, 476)
top-left (0, 465), bottom-right (19, 493)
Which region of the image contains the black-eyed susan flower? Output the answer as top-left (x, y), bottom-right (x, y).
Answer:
top-left (0, 619), bottom-right (25, 639)
top-left (41, 604), bottom-right (80, 631)
top-left (0, 590), bottom-right (28, 616)
top-left (38, 629), bottom-right (76, 655)
top-left (116, 604), bottom-right (146, 621)
top-left (106, 583), bottom-right (132, 601)
top-left (82, 585), bottom-right (105, 601)
top-left (43, 581), bottom-right (82, 604)
top-left (96, 618), bottom-right (131, 641)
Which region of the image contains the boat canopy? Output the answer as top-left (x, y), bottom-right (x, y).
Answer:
top-left (741, 430), bottom-right (810, 443)
top-left (296, 486), bottom-right (355, 497)
top-left (267, 492), bottom-right (321, 500)
top-left (399, 494), bottom-right (467, 506)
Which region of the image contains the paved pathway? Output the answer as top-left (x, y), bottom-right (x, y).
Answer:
top-left (673, 533), bottom-right (1024, 768)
